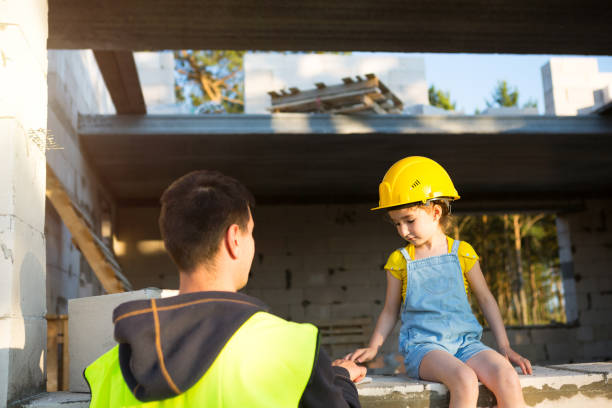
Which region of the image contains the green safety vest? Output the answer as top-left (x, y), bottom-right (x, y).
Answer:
top-left (85, 311), bottom-right (318, 407)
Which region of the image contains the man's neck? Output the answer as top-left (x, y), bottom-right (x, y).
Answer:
top-left (178, 263), bottom-right (237, 294)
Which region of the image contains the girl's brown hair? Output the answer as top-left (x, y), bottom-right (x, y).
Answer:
top-left (386, 199), bottom-right (454, 233)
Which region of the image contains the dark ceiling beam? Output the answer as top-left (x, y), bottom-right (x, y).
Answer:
top-left (595, 101), bottom-right (612, 116)
top-left (49, 1), bottom-right (612, 55)
top-left (93, 51), bottom-right (146, 114)
top-left (79, 114), bottom-right (612, 137)
top-left (77, 114), bottom-right (612, 206)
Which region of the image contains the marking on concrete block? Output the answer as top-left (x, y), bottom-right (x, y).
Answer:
top-left (1, 242), bottom-right (14, 263)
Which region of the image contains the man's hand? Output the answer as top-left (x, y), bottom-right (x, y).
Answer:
top-left (332, 359), bottom-right (367, 383)
top-left (344, 347), bottom-right (378, 363)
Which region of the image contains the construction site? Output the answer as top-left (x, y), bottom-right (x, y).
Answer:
top-left (1, 1), bottom-right (612, 407)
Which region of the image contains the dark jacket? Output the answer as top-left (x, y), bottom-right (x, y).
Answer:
top-left (108, 291), bottom-right (361, 407)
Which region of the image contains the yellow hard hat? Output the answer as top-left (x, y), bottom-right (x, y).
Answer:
top-left (372, 156), bottom-right (460, 211)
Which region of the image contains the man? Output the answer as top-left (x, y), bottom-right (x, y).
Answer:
top-left (85, 170), bottom-right (365, 407)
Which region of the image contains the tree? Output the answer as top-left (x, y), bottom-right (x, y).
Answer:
top-left (454, 212), bottom-right (563, 326)
top-left (428, 85), bottom-right (456, 111)
top-left (174, 50), bottom-right (245, 113)
top-left (486, 80), bottom-right (519, 107)
top-left (523, 98), bottom-right (538, 108)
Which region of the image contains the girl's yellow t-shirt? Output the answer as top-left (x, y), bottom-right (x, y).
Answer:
top-left (384, 237), bottom-right (479, 303)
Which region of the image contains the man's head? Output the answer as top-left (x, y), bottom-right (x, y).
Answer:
top-left (159, 170), bottom-right (255, 275)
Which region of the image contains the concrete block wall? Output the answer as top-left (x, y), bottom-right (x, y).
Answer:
top-left (114, 207), bottom-right (179, 290)
top-left (116, 201), bottom-right (612, 366)
top-left (477, 199), bottom-right (612, 366)
top-left (0, 0), bottom-right (49, 404)
top-left (561, 200), bottom-right (612, 361)
top-left (116, 204), bottom-right (405, 359)
top-left (246, 205), bottom-right (395, 319)
top-left (45, 50), bottom-right (116, 315)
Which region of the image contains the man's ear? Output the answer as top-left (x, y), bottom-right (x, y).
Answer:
top-left (225, 224), bottom-right (241, 259)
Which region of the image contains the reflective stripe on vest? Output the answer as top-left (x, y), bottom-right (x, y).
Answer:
top-left (85, 311), bottom-right (318, 407)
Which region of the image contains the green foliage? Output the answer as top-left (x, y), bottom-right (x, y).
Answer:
top-left (428, 85), bottom-right (456, 111)
top-left (523, 98), bottom-right (538, 108)
top-left (453, 213), bottom-right (563, 326)
top-left (174, 50), bottom-right (245, 114)
top-left (486, 80), bottom-right (519, 108)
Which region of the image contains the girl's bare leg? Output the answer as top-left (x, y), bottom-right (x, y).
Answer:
top-left (465, 350), bottom-right (525, 408)
top-left (419, 350), bottom-right (479, 408)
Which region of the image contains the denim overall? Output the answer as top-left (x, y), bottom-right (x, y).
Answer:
top-left (398, 240), bottom-right (490, 378)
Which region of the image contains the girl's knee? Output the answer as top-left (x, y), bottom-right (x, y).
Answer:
top-left (492, 363), bottom-right (521, 392)
top-left (450, 365), bottom-right (479, 396)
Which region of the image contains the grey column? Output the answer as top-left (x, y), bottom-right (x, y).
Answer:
top-left (555, 217), bottom-right (578, 324)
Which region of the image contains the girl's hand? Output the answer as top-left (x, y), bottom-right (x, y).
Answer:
top-left (344, 346), bottom-right (378, 363)
top-left (501, 346), bottom-right (533, 375)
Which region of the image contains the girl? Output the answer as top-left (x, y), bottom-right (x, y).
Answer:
top-left (346, 156), bottom-right (532, 408)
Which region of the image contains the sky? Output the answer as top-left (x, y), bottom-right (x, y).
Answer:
top-left (358, 53), bottom-right (612, 114)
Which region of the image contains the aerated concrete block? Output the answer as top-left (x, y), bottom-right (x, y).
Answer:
top-left (68, 288), bottom-right (178, 392)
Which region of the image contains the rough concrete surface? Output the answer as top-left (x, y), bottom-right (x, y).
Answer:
top-left (12, 392), bottom-right (89, 408)
top-left (19, 363), bottom-right (611, 407)
top-left (358, 363), bottom-right (612, 407)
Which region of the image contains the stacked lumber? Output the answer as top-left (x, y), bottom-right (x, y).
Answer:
top-left (313, 317), bottom-right (372, 359)
top-left (268, 74), bottom-right (403, 114)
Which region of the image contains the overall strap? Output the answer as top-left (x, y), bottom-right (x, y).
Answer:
top-left (399, 247), bottom-right (412, 262)
top-left (450, 239), bottom-right (461, 254)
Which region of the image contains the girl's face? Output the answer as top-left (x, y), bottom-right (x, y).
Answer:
top-left (388, 204), bottom-right (442, 246)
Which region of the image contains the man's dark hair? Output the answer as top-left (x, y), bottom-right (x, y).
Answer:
top-left (159, 170), bottom-right (255, 272)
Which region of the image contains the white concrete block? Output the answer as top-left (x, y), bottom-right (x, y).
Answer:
top-left (0, 25), bottom-right (48, 132)
top-left (553, 362), bottom-right (612, 376)
top-left (531, 327), bottom-right (573, 344)
top-left (0, 1), bottom-right (48, 69)
top-left (0, 215), bottom-right (46, 319)
top-left (6, 317), bottom-right (46, 402)
top-left (546, 342), bottom-right (582, 362)
top-left (68, 289), bottom-right (178, 392)
top-left (301, 304), bottom-right (332, 321)
top-left (576, 325), bottom-right (595, 342)
top-left (0, 120), bottom-right (46, 229)
top-left (304, 286), bottom-right (345, 304)
top-left (358, 375), bottom-right (425, 397)
top-left (19, 392), bottom-right (90, 408)
top-left (331, 302), bottom-right (380, 319)
top-left (260, 288), bottom-right (304, 306)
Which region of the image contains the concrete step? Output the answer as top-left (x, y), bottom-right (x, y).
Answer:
top-left (357, 362), bottom-right (612, 407)
top-left (14, 363), bottom-right (612, 407)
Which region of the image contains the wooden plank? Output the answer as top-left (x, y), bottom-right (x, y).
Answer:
top-left (320, 335), bottom-right (368, 345)
top-left (46, 316), bottom-right (59, 392)
top-left (93, 50), bottom-right (146, 114)
top-left (313, 317), bottom-right (372, 327)
top-left (45, 164), bottom-right (130, 293)
top-left (62, 317), bottom-right (69, 391)
top-left (270, 78), bottom-right (380, 106)
top-left (320, 327), bottom-right (367, 335)
top-left (362, 94), bottom-right (388, 114)
top-left (269, 87), bottom-right (380, 111)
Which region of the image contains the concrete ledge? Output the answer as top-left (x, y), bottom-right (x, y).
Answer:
top-left (357, 363), bottom-right (611, 408)
top-left (11, 392), bottom-right (89, 408)
top-left (13, 363), bottom-right (612, 407)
